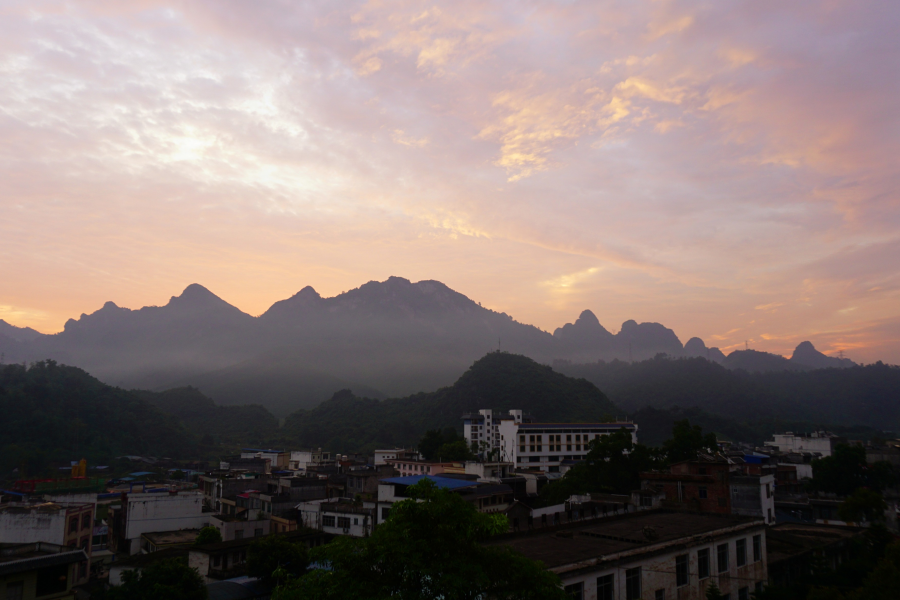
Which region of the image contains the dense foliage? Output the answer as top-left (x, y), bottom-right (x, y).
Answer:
top-left (556, 356), bottom-right (900, 433)
top-left (0, 361), bottom-right (198, 476)
top-left (194, 526), bottom-right (222, 545)
top-left (274, 479), bottom-right (567, 600)
top-left (810, 445), bottom-right (895, 495)
top-left (247, 534), bottom-right (309, 588)
top-left (281, 352), bottom-right (620, 452)
top-left (99, 558), bottom-right (207, 600)
top-left (136, 386), bottom-right (278, 446)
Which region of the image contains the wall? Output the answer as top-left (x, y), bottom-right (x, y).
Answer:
top-left (123, 493), bottom-right (207, 555)
top-left (558, 527), bottom-right (767, 600)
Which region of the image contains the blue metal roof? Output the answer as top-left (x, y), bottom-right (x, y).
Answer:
top-left (380, 475), bottom-right (478, 490)
top-left (128, 471), bottom-right (155, 477)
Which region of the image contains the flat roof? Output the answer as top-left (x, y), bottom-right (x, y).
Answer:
top-left (516, 423), bottom-right (636, 428)
top-left (380, 475), bottom-right (478, 490)
top-left (487, 510), bottom-right (763, 571)
top-left (142, 529), bottom-right (201, 545)
top-left (766, 523), bottom-right (863, 564)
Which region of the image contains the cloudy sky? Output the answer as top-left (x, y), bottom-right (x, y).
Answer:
top-left (1, 1), bottom-right (899, 362)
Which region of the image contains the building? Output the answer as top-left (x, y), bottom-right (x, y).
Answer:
top-left (209, 514), bottom-right (267, 542)
top-left (140, 529), bottom-right (201, 554)
top-left (384, 459), bottom-right (460, 477)
top-left (188, 530), bottom-right (332, 583)
top-left (462, 409), bottom-right (529, 458)
top-left (289, 449), bottom-right (332, 471)
top-left (373, 449), bottom-right (417, 466)
top-left (463, 409), bottom-right (638, 473)
top-left (346, 465), bottom-right (398, 500)
top-left (199, 472), bottom-right (268, 511)
top-left (766, 523), bottom-right (863, 588)
top-left (375, 475), bottom-right (515, 525)
top-left (239, 449), bottom-right (290, 470)
top-left (320, 503), bottom-right (374, 537)
top-left (0, 542), bottom-right (88, 600)
top-left (763, 432), bottom-right (844, 458)
top-left (640, 459), bottom-right (776, 525)
top-left (0, 502), bottom-right (94, 585)
top-left (490, 510), bottom-right (768, 600)
top-left (108, 491), bottom-right (208, 555)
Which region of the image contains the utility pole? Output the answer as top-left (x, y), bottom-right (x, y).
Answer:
top-left (745, 340), bottom-right (749, 351)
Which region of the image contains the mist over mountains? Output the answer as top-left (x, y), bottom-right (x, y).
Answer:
top-left (0, 277), bottom-right (857, 415)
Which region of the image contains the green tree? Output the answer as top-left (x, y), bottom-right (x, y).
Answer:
top-left (274, 479), bottom-right (568, 600)
top-left (100, 558), bottom-right (207, 600)
top-left (248, 534), bottom-right (309, 588)
top-left (838, 488), bottom-right (888, 523)
top-left (705, 581), bottom-right (724, 600)
top-left (539, 428), bottom-right (663, 504)
top-left (194, 526), bottom-right (222, 545)
top-left (806, 586), bottom-right (845, 600)
top-left (850, 541), bottom-right (900, 600)
top-left (663, 419), bottom-right (719, 463)
top-left (809, 445), bottom-right (895, 495)
top-left (418, 427), bottom-right (462, 460)
top-left (434, 439), bottom-right (475, 461)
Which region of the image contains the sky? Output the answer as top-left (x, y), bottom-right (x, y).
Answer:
top-left (1, 0), bottom-right (899, 363)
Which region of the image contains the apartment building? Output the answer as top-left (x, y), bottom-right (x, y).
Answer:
top-left (108, 492), bottom-right (208, 555)
top-left (763, 432), bottom-right (844, 458)
top-left (492, 510), bottom-right (767, 600)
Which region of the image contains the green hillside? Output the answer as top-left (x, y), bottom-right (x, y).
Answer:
top-left (279, 352), bottom-right (622, 452)
top-left (0, 361), bottom-right (198, 477)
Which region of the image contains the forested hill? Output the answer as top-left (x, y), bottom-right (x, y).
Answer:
top-left (554, 356), bottom-right (900, 431)
top-left (280, 352), bottom-right (622, 453)
top-left (0, 361), bottom-right (198, 476)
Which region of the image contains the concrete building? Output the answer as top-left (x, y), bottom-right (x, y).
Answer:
top-left (375, 475), bottom-right (515, 525)
top-left (731, 474), bottom-right (776, 525)
top-left (320, 503), bottom-right (374, 538)
top-left (289, 449), bottom-right (332, 471)
top-left (239, 449), bottom-right (290, 470)
top-left (209, 514), bottom-right (268, 542)
top-left (108, 492), bottom-right (208, 555)
top-left (373, 449), bottom-right (417, 466)
top-left (199, 472), bottom-right (268, 511)
top-left (346, 465), bottom-right (398, 500)
top-left (764, 432), bottom-right (844, 458)
top-left (0, 502), bottom-right (94, 586)
top-left (0, 542), bottom-right (88, 600)
top-left (384, 459), bottom-right (460, 477)
top-left (492, 510), bottom-right (767, 600)
top-left (139, 529), bottom-right (200, 553)
top-left (463, 409), bottom-right (638, 472)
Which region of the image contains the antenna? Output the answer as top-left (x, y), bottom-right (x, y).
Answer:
top-left (745, 340), bottom-right (749, 351)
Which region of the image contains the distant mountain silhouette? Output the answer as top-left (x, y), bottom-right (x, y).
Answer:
top-left (0, 277), bottom-right (870, 414)
top-left (790, 341), bottom-right (856, 369)
top-left (683, 337), bottom-right (726, 363)
top-left (722, 348), bottom-right (810, 373)
top-left (0, 319), bottom-right (43, 343)
top-left (282, 352), bottom-right (621, 451)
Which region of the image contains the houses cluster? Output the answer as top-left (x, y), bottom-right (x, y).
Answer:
top-left (0, 414), bottom-right (883, 599)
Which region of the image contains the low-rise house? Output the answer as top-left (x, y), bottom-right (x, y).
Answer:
top-left (290, 449), bottom-right (332, 471)
top-left (239, 449), bottom-right (290, 470)
top-left (140, 529), bottom-right (200, 553)
top-left (373, 449), bottom-right (417, 466)
top-left (384, 459), bottom-right (460, 477)
top-left (491, 510), bottom-right (768, 600)
top-left (764, 432), bottom-right (844, 458)
top-left (210, 514), bottom-right (268, 542)
top-left (0, 501), bottom-right (94, 586)
top-left (200, 472), bottom-right (268, 511)
top-left (346, 465), bottom-right (398, 500)
top-left (375, 475), bottom-right (515, 524)
top-left (188, 530), bottom-right (332, 583)
top-left (0, 542), bottom-right (88, 600)
top-left (321, 503), bottom-right (374, 537)
top-left (108, 491), bottom-right (208, 555)
top-left (766, 523), bottom-right (863, 588)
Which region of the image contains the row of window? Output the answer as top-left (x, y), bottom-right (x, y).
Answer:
top-left (562, 535), bottom-right (763, 600)
top-left (68, 512), bottom-right (92, 534)
top-left (566, 578), bottom-right (762, 600)
top-left (519, 433), bottom-right (603, 453)
top-left (322, 515), bottom-right (361, 528)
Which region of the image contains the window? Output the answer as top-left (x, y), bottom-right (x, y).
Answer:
top-left (69, 516), bottom-right (79, 533)
top-left (698, 548), bottom-right (710, 579)
top-left (640, 494), bottom-right (653, 507)
top-left (676, 554), bottom-right (689, 586)
top-left (82, 513), bottom-right (92, 530)
top-left (718, 543), bottom-right (730, 573)
top-left (254, 528), bottom-right (263, 537)
top-left (699, 486), bottom-right (708, 499)
top-left (5, 582), bottom-right (23, 600)
top-left (753, 535), bottom-right (762, 562)
top-left (354, 518), bottom-right (359, 525)
top-left (736, 538), bottom-right (747, 567)
top-left (699, 467), bottom-right (707, 475)
top-left (213, 555), bottom-right (221, 567)
top-left (337, 517), bottom-right (351, 529)
top-left (596, 574), bottom-right (614, 600)
top-left (625, 567), bottom-right (641, 600)
top-left (381, 507), bottom-right (391, 520)
top-left (655, 590), bottom-right (665, 600)
top-left (564, 582), bottom-right (583, 600)
top-left (36, 565), bottom-right (69, 596)
top-left (323, 516), bottom-right (336, 527)
top-left (722, 595), bottom-right (730, 600)
top-left (755, 581), bottom-right (764, 593)
top-left (235, 530), bottom-right (244, 539)
top-left (738, 587), bottom-right (749, 600)
top-left (567, 434), bottom-right (572, 451)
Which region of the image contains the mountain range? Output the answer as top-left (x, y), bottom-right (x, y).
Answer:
top-left (0, 277), bottom-right (857, 415)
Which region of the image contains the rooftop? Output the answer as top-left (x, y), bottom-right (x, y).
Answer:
top-left (487, 510), bottom-right (764, 571)
top-left (0, 543), bottom-right (87, 577)
top-left (766, 523), bottom-right (864, 564)
top-left (380, 475), bottom-right (479, 491)
top-left (141, 529), bottom-right (201, 546)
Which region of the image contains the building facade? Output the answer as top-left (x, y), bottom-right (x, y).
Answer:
top-left (764, 432), bottom-right (843, 458)
top-left (108, 492), bottom-right (208, 555)
top-left (499, 420), bottom-right (638, 472)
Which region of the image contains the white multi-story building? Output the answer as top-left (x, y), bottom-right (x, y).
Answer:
top-left (764, 432), bottom-right (843, 458)
top-left (108, 492), bottom-right (208, 555)
top-left (464, 409), bottom-right (638, 473)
